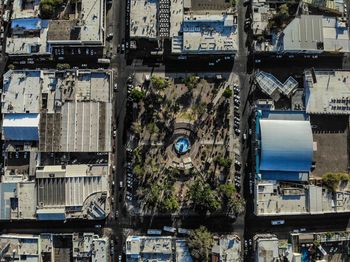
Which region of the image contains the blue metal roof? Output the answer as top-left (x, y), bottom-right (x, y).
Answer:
top-left (37, 212), bottom-right (65, 221)
top-left (260, 119), bottom-right (313, 172)
top-left (11, 18), bottom-right (43, 30)
top-left (3, 114), bottom-right (39, 141)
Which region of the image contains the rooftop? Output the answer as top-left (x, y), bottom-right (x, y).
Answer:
top-left (255, 181), bottom-right (350, 215)
top-left (0, 234), bottom-right (39, 260)
top-left (6, 18), bottom-right (50, 55)
top-left (254, 235), bottom-right (279, 262)
top-left (12, 0), bottom-right (40, 19)
top-left (2, 70), bottom-right (41, 113)
top-left (7, 0), bottom-right (105, 55)
top-left (36, 164), bottom-right (108, 208)
top-left (2, 69), bottom-right (112, 151)
top-left (282, 15), bottom-right (350, 52)
top-left (255, 71), bottom-right (298, 99)
top-left (259, 119), bottom-right (313, 173)
top-left (173, 14), bottom-right (238, 53)
top-left (126, 236), bottom-right (177, 261)
top-left (305, 69), bottom-right (350, 114)
top-left (130, 0), bottom-right (157, 38)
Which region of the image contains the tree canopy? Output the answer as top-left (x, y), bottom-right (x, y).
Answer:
top-left (188, 181), bottom-right (221, 213)
top-left (187, 226), bottom-right (214, 262)
top-left (322, 172), bottom-right (349, 192)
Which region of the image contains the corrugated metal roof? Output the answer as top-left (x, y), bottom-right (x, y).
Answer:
top-left (260, 119), bottom-right (313, 172)
top-left (283, 15), bottom-right (323, 51)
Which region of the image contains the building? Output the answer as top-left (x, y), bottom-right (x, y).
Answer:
top-left (172, 14), bottom-right (238, 54)
top-left (0, 234), bottom-right (40, 261)
top-left (255, 110), bottom-right (314, 181)
top-left (36, 164), bottom-right (110, 220)
top-left (253, 11), bottom-right (350, 53)
top-left (305, 69), bottom-right (350, 115)
top-left (211, 235), bottom-right (241, 262)
top-left (0, 69), bottom-right (113, 221)
top-left (0, 233), bottom-right (110, 262)
top-left (254, 180), bottom-right (350, 215)
top-left (255, 71), bottom-right (298, 101)
top-left (6, 0), bottom-right (106, 56)
top-left (2, 69), bottom-right (113, 152)
top-left (253, 234), bottom-right (280, 262)
top-left (126, 236), bottom-right (193, 262)
top-left (280, 15), bottom-right (350, 53)
top-left (129, 0), bottom-right (237, 55)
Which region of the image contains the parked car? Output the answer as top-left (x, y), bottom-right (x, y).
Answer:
top-left (271, 220), bottom-right (285, 225)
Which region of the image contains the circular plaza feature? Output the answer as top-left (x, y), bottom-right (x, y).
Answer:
top-left (174, 136), bottom-right (191, 155)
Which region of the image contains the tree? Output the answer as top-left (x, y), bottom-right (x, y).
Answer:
top-left (147, 184), bottom-right (162, 206)
top-left (40, 0), bottom-right (65, 19)
top-left (219, 183), bottom-right (236, 197)
top-left (223, 88), bottom-right (233, 98)
top-left (151, 75), bottom-right (168, 90)
top-left (187, 226), bottom-right (214, 262)
top-left (146, 122), bottom-right (159, 135)
top-left (188, 181), bottom-right (221, 213)
top-left (322, 172), bottom-right (349, 192)
top-left (219, 183), bottom-right (245, 215)
top-left (214, 156), bottom-right (232, 169)
top-left (228, 195), bottom-right (245, 214)
top-left (278, 4), bottom-right (289, 16)
top-left (133, 164), bottom-right (144, 178)
top-left (160, 194), bottom-right (179, 212)
top-left (130, 89), bottom-right (145, 103)
top-left (184, 75), bottom-right (198, 91)
top-left (131, 122), bottom-right (143, 135)
top-left (56, 63), bottom-right (71, 70)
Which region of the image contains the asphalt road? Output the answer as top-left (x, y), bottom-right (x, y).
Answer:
top-left (106, 0), bottom-right (131, 258)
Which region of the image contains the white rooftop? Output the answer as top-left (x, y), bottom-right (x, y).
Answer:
top-left (176, 14), bottom-right (238, 54)
top-left (92, 237), bottom-right (109, 262)
top-left (130, 0), bottom-right (157, 38)
top-left (6, 20), bottom-right (49, 55)
top-left (2, 70), bottom-right (41, 113)
top-left (305, 70), bottom-right (350, 114)
top-left (255, 235), bottom-right (279, 262)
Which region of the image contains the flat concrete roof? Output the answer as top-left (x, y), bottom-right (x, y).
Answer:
top-left (6, 18), bottom-right (49, 55)
top-left (130, 0), bottom-right (158, 38)
top-left (305, 70), bottom-right (350, 114)
top-left (179, 14), bottom-right (238, 53)
top-left (2, 70), bottom-right (41, 113)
